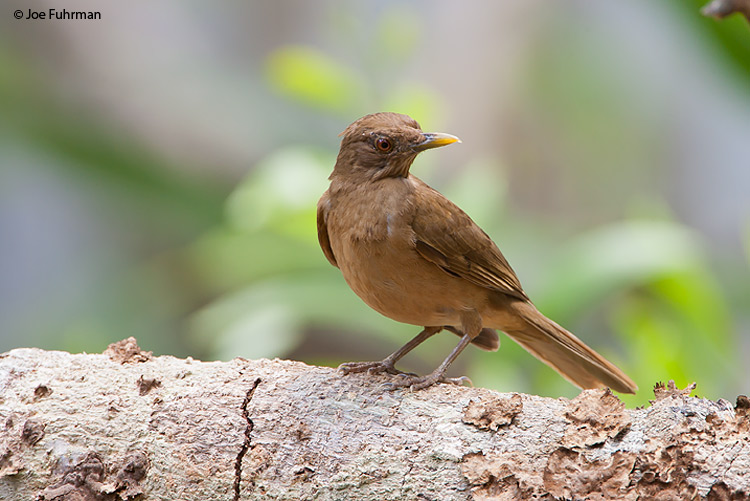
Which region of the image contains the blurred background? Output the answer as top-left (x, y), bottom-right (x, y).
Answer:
top-left (1, 0), bottom-right (748, 406)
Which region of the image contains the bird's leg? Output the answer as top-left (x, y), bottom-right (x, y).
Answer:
top-left (385, 331), bottom-right (474, 391)
top-left (338, 326), bottom-right (442, 376)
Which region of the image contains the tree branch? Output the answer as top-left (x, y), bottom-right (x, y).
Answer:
top-left (1, 338), bottom-right (748, 500)
top-left (702, 0), bottom-right (750, 22)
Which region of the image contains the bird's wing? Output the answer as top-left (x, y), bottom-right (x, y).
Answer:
top-left (316, 190), bottom-right (338, 268)
top-left (411, 178), bottom-right (528, 301)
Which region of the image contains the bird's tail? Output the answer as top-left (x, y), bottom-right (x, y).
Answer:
top-left (504, 302), bottom-right (637, 394)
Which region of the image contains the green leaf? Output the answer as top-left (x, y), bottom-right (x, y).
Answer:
top-left (225, 146), bottom-right (332, 234)
top-left (265, 45), bottom-right (368, 114)
top-left (538, 220), bottom-right (704, 320)
top-left (188, 271), bottom-right (415, 360)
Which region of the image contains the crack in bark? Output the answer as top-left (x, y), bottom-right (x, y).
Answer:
top-left (233, 378), bottom-right (261, 501)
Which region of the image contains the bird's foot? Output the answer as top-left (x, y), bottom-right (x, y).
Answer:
top-left (338, 359), bottom-right (414, 377)
top-left (383, 372), bottom-right (473, 391)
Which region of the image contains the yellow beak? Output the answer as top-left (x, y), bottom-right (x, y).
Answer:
top-left (412, 132), bottom-right (461, 152)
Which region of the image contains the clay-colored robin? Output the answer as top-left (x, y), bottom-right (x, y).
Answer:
top-left (317, 112), bottom-right (637, 393)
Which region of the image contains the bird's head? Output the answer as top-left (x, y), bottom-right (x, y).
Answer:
top-left (331, 112), bottom-right (460, 181)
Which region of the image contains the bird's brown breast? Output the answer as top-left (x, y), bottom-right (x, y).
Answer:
top-left (323, 175), bottom-right (491, 327)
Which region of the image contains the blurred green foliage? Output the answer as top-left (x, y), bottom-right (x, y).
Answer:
top-left (2, 3), bottom-right (747, 407)
top-left (267, 47), bottom-right (367, 114)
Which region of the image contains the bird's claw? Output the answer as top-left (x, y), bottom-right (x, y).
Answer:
top-left (339, 360), bottom-right (404, 376)
top-left (339, 360), bottom-right (470, 391)
top-left (382, 373), bottom-right (473, 391)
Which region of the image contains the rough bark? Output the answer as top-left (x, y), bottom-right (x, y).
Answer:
top-left (1, 338), bottom-right (748, 500)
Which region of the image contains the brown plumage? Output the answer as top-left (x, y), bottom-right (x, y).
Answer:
top-left (317, 112), bottom-right (637, 393)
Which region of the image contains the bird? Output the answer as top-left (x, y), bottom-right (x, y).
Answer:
top-left (316, 112), bottom-right (637, 393)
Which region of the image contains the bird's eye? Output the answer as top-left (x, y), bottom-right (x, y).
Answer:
top-left (375, 137), bottom-right (392, 152)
